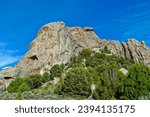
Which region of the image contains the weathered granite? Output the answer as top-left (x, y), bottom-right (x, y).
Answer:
top-left (15, 22), bottom-right (101, 76)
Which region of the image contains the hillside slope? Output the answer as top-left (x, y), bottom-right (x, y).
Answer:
top-left (0, 48), bottom-right (150, 100)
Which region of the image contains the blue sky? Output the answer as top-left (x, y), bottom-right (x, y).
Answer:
top-left (0, 0), bottom-right (150, 69)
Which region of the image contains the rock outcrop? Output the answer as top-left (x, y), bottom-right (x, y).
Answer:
top-left (0, 67), bottom-right (24, 79)
top-left (15, 22), bottom-right (101, 76)
top-left (119, 68), bottom-right (128, 75)
top-left (98, 39), bottom-right (150, 67)
top-left (0, 21), bottom-right (150, 80)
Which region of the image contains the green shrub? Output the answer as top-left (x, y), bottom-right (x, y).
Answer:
top-left (92, 91), bottom-right (100, 100)
top-left (79, 49), bottom-right (91, 59)
top-left (123, 63), bottom-right (150, 99)
top-left (42, 72), bottom-right (51, 83)
top-left (62, 67), bottom-right (92, 97)
top-left (87, 67), bottom-right (100, 86)
top-left (86, 56), bottom-right (98, 68)
top-left (70, 56), bottom-right (84, 68)
top-left (7, 77), bottom-right (24, 93)
top-left (116, 57), bottom-right (134, 69)
top-left (18, 83), bottom-right (31, 93)
top-left (101, 46), bottom-right (111, 54)
top-left (60, 63), bottom-right (65, 71)
top-left (112, 71), bottom-right (127, 99)
top-left (54, 77), bottom-right (64, 95)
top-left (16, 92), bottom-right (22, 100)
top-left (92, 70), bottom-right (116, 100)
top-left (25, 74), bottom-right (42, 89)
top-left (50, 64), bottom-right (63, 80)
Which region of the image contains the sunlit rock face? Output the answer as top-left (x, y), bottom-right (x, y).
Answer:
top-left (15, 22), bottom-right (101, 76)
top-left (98, 38), bottom-right (150, 67)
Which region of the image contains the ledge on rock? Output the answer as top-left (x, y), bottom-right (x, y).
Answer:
top-left (83, 27), bottom-right (94, 31)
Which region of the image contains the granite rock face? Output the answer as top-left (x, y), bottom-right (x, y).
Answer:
top-left (98, 39), bottom-right (150, 67)
top-left (0, 21), bottom-right (150, 80)
top-left (123, 39), bottom-right (150, 66)
top-left (15, 22), bottom-right (101, 76)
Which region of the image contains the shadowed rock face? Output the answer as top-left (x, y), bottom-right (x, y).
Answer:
top-left (0, 21), bottom-right (150, 80)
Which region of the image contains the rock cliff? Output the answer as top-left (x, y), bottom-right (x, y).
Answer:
top-left (99, 39), bottom-right (150, 67)
top-left (0, 21), bottom-right (150, 80)
top-left (15, 22), bottom-right (101, 76)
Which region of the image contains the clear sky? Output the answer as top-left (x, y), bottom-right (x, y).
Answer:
top-left (0, 0), bottom-right (150, 69)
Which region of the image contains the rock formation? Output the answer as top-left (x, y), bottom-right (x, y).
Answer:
top-left (0, 67), bottom-right (24, 78)
top-left (98, 39), bottom-right (150, 67)
top-left (15, 22), bottom-right (101, 76)
top-left (0, 21), bottom-right (150, 81)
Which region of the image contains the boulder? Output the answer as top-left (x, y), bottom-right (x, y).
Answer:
top-left (119, 68), bottom-right (128, 75)
top-left (83, 27), bottom-right (94, 31)
top-left (141, 40), bottom-right (145, 45)
top-left (0, 67), bottom-right (24, 79)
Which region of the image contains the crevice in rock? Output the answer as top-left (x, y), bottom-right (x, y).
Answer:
top-left (4, 77), bottom-right (12, 80)
top-left (73, 44), bottom-right (82, 52)
top-left (128, 47), bottom-right (134, 60)
top-left (28, 55), bottom-right (38, 60)
top-left (122, 43), bottom-right (127, 59)
top-left (60, 50), bottom-right (69, 55)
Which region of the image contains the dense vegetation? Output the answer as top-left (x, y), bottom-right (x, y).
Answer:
top-left (0, 47), bottom-right (150, 100)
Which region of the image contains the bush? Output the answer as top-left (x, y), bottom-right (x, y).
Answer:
top-left (86, 56), bottom-right (99, 68)
top-left (50, 64), bottom-right (63, 80)
top-left (79, 49), bottom-right (91, 59)
top-left (18, 83), bottom-right (31, 93)
top-left (116, 57), bottom-right (134, 69)
top-left (101, 46), bottom-right (111, 54)
top-left (16, 92), bottom-right (22, 100)
top-left (60, 63), bottom-right (65, 71)
top-left (42, 72), bottom-right (51, 83)
top-left (25, 74), bottom-right (42, 89)
top-left (111, 71), bottom-right (126, 98)
top-left (123, 63), bottom-right (150, 99)
top-left (7, 77), bottom-right (24, 93)
top-left (87, 67), bottom-right (100, 86)
top-left (70, 56), bottom-right (84, 68)
top-left (54, 77), bottom-right (64, 95)
top-left (62, 67), bottom-right (92, 97)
